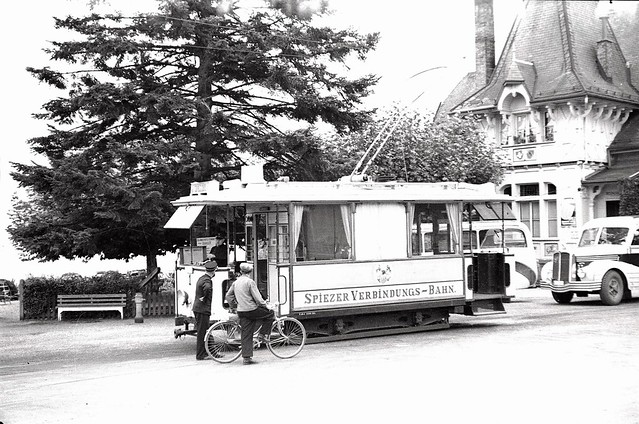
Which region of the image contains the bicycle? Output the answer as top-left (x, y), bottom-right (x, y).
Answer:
top-left (204, 303), bottom-right (306, 363)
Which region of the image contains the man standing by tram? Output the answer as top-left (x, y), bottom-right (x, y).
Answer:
top-left (225, 262), bottom-right (274, 365)
top-left (193, 260), bottom-right (217, 360)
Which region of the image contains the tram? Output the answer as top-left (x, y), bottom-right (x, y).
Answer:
top-left (166, 166), bottom-right (514, 341)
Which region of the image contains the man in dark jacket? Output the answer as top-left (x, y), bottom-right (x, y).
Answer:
top-left (193, 260), bottom-right (217, 360)
top-left (209, 236), bottom-right (228, 267)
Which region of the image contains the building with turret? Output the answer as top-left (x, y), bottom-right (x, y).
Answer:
top-left (440, 0), bottom-right (639, 266)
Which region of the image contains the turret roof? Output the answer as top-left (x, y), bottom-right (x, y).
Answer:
top-left (452, 0), bottom-right (639, 114)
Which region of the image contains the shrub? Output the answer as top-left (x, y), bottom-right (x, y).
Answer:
top-left (22, 272), bottom-right (142, 319)
top-left (620, 178), bottom-right (639, 215)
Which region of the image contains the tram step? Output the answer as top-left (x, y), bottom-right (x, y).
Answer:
top-left (465, 298), bottom-right (506, 316)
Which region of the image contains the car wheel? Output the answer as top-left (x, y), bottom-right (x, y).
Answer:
top-left (551, 291), bottom-right (574, 304)
top-left (600, 270), bottom-right (624, 306)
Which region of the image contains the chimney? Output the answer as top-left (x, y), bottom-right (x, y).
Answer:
top-left (475, 0), bottom-right (496, 85)
top-left (596, 10), bottom-right (613, 80)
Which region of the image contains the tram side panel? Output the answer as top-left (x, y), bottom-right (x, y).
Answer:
top-left (278, 253), bottom-right (508, 336)
top-left (174, 263), bottom-right (232, 336)
top-left (290, 257), bottom-right (465, 313)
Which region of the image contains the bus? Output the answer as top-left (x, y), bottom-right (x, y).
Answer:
top-left (165, 166), bottom-right (515, 341)
top-left (463, 220), bottom-right (538, 291)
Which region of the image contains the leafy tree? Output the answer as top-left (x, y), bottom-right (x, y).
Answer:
top-left (319, 107), bottom-right (504, 184)
top-left (9, 0), bottom-right (378, 272)
top-left (620, 178), bottom-right (639, 215)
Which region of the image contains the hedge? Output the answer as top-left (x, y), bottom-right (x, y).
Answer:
top-left (21, 271), bottom-right (156, 320)
top-left (620, 178), bottom-right (639, 216)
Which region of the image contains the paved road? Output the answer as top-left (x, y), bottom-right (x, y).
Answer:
top-left (1, 289), bottom-right (638, 424)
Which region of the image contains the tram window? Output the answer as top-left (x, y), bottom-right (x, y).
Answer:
top-left (462, 230), bottom-right (478, 250)
top-left (470, 202), bottom-right (515, 221)
top-left (411, 203), bottom-right (456, 255)
top-left (295, 205), bottom-right (352, 261)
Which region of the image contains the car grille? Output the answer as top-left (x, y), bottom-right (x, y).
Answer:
top-left (552, 252), bottom-right (571, 281)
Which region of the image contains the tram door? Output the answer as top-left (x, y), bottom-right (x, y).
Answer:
top-left (247, 211), bottom-right (289, 301)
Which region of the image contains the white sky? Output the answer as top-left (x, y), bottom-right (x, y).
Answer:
top-left (0, 0), bottom-right (628, 281)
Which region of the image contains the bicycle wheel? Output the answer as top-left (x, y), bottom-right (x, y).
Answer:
top-left (266, 317), bottom-right (306, 359)
top-left (204, 320), bottom-right (242, 363)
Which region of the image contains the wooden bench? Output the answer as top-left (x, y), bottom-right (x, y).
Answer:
top-left (1, 281), bottom-right (12, 304)
top-left (57, 294), bottom-right (127, 321)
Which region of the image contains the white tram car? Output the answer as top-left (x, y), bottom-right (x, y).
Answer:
top-left (166, 167), bottom-right (516, 341)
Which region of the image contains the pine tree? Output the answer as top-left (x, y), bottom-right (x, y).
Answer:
top-left (9, 0), bottom-right (378, 271)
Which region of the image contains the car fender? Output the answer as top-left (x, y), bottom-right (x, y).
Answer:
top-left (540, 261), bottom-right (553, 283)
top-left (581, 260), bottom-right (629, 282)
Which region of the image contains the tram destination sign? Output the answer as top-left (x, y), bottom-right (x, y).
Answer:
top-left (294, 280), bottom-right (463, 310)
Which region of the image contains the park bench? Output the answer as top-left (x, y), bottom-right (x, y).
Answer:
top-left (1, 281), bottom-right (12, 304)
top-left (57, 294), bottom-right (127, 321)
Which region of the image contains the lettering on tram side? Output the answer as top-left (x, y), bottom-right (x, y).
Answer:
top-left (296, 281), bottom-right (461, 310)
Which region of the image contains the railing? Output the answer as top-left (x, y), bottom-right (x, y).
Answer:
top-left (142, 292), bottom-right (175, 317)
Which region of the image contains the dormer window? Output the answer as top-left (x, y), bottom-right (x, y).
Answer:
top-left (497, 90), bottom-right (539, 146)
top-left (514, 113), bottom-right (533, 144)
top-left (543, 111), bottom-right (554, 142)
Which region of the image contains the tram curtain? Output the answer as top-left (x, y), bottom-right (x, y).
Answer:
top-left (340, 205), bottom-right (352, 253)
top-left (296, 205), bottom-right (351, 261)
top-left (445, 203), bottom-right (461, 253)
top-left (354, 203), bottom-right (407, 260)
top-left (292, 205), bottom-right (305, 252)
top-left (407, 203), bottom-right (415, 255)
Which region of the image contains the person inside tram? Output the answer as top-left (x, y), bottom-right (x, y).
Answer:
top-left (209, 235), bottom-right (228, 267)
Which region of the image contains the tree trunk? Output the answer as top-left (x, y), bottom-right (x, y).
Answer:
top-left (146, 254), bottom-right (158, 275)
top-left (194, 11), bottom-right (214, 182)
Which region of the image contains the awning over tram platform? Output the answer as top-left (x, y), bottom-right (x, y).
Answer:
top-left (163, 205), bottom-right (204, 229)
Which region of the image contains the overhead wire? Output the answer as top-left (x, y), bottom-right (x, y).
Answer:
top-left (351, 66), bottom-right (446, 177)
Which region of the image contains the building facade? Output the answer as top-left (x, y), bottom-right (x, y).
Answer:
top-left (442, 0), bottom-right (639, 265)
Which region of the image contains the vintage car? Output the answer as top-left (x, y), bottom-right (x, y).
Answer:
top-left (540, 216), bottom-right (639, 305)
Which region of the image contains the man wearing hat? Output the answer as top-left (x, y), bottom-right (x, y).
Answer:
top-left (225, 262), bottom-right (274, 365)
top-left (209, 235), bottom-right (228, 267)
top-left (193, 260), bottom-right (217, 360)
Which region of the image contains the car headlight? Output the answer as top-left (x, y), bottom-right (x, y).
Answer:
top-left (576, 262), bottom-right (586, 280)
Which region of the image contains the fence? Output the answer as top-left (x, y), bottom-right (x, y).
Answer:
top-left (19, 282), bottom-right (175, 320)
top-left (142, 292), bottom-right (175, 317)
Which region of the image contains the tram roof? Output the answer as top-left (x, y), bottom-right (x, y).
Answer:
top-left (170, 178), bottom-right (511, 207)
